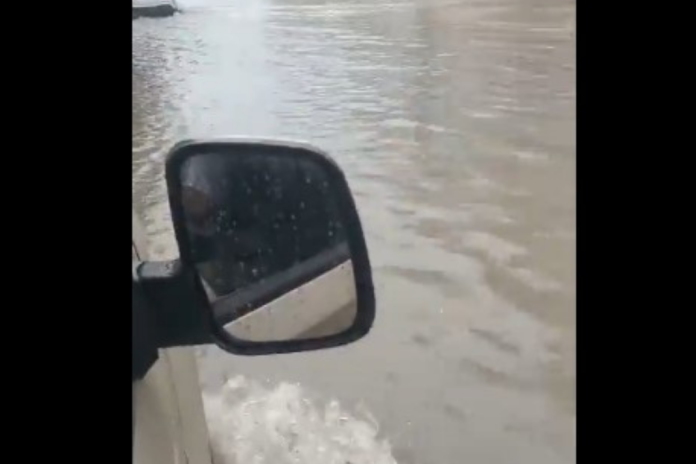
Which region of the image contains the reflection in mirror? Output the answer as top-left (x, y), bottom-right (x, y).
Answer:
top-left (178, 146), bottom-right (358, 343)
top-left (225, 257), bottom-right (357, 342)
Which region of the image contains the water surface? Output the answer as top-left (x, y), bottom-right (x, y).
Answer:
top-left (133, 1), bottom-right (576, 462)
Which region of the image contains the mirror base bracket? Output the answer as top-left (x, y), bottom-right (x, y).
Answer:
top-left (133, 260), bottom-right (212, 348)
top-left (132, 277), bottom-right (159, 381)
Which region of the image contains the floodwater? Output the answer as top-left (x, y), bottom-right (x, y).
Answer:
top-left (132, 0), bottom-right (576, 463)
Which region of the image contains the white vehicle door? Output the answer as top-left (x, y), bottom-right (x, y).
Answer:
top-left (133, 211), bottom-right (213, 464)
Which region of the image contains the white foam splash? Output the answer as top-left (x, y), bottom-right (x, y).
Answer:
top-left (203, 376), bottom-right (399, 464)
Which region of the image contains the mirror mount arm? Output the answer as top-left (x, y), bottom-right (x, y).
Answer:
top-left (133, 260), bottom-right (212, 349)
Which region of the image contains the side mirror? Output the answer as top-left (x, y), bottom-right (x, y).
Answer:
top-left (165, 138), bottom-right (375, 355)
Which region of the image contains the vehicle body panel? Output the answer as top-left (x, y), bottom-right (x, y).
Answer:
top-left (133, 211), bottom-right (213, 464)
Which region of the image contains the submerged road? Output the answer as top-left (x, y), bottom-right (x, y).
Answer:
top-left (133, 1), bottom-right (576, 463)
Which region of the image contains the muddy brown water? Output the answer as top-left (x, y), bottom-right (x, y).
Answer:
top-left (133, 1), bottom-right (575, 463)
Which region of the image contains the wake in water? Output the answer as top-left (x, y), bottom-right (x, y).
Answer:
top-left (203, 375), bottom-right (399, 464)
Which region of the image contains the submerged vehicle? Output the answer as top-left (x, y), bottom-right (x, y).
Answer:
top-left (132, 138), bottom-right (376, 463)
top-left (132, 0), bottom-right (179, 19)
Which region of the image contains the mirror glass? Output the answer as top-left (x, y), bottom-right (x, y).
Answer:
top-left (177, 146), bottom-right (358, 343)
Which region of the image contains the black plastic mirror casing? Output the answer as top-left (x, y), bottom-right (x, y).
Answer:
top-left (165, 138), bottom-right (376, 356)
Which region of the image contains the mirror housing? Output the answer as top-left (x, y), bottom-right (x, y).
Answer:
top-left (158, 137), bottom-right (375, 355)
